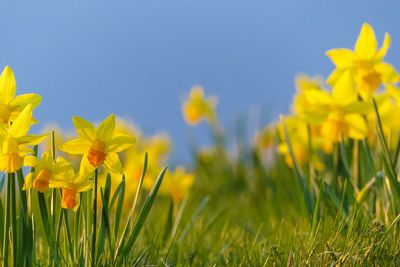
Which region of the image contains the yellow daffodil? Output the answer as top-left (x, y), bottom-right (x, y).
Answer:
top-left (277, 116), bottom-right (325, 170)
top-left (60, 173), bottom-right (93, 210)
top-left (97, 118), bottom-right (172, 211)
top-left (254, 124), bottom-right (276, 151)
top-left (302, 71), bottom-right (370, 143)
top-left (291, 74), bottom-right (325, 114)
top-left (0, 66), bottom-right (41, 125)
top-left (23, 151), bottom-right (74, 192)
top-left (326, 23), bottom-right (400, 100)
top-left (0, 104), bottom-right (47, 173)
top-left (60, 114), bottom-right (136, 176)
top-left (160, 166), bottom-right (194, 202)
top-left (182, 86), bottom-right (218, 125)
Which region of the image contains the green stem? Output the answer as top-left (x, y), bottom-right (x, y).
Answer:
top-left (332, 142), bottom-right (340, 193)
top-left (353, 140), bottom-right (360, 189)
top-left (91, 168), bottom-right (98, 267)
top-left (10, 173), bottom-right (17, 265)
top-left (74, 196), bottom-right (81, 262)
top-left (63, 209), bottom-right (74, 262)
top-left (3, 173), bottom-right (11, 265)
top-left (50, 131), bottom-right (57, 249)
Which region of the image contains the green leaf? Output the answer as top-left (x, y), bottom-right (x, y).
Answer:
top-left (37, 192), bottom-right (60, 265)
top-left (373, 99), bottom-right (400, 208)
top-left (118, 166), bottom-right (167, 260)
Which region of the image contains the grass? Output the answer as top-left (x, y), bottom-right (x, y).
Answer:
top-left (1, 112), bottom-right (400, 266)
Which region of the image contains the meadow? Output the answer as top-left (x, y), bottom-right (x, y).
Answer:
top-left (0, 22), bottom-right (399, 266)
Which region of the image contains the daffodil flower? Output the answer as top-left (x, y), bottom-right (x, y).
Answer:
top-left (159, 166), bottom-right (194, 202)
top-left (291, 74), bottom-right (325, 114)
top-left (60, 173), bottom-right (93, 210)
top-left (0, 104), bottom-right (47, 173)
top-left (0, 66), bottom-right (41, 125)
top-left (182, 86), bottom-right (218, 125)
top-left (60, 114), bottom-right (136, 176)
top-left (302, 71), bottom-right (370, 143)
top-left (277, 116), bottom-right (325, 169)
top-left (23, 151), bottom-right (74, 192)
top-left (326, 23), bottom-right (400, 100)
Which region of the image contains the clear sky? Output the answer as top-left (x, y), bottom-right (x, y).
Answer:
top-left (1, 1), bottom-right (399, 162)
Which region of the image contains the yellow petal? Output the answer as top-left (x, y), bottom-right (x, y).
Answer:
top-left (325, 49), bottom-right (355, 68)
top-left (10, 93), bottom-right (42, 110)
top-left (72, 116), bottom-right (96, 141)
top-left (107, 133), bottom-right (135, 153)
top-left (0, 124), bottom-right (7, 137)
top-left (375, 32), bottom-right (391, 61)
top-left (49, 179), bottom-right (70, 189)
top-left (332, 70), bottom-right (357, 104)
top-left (10, 104), bottom-right (32, 138)
top-left (18, 133), bottom-right (48, 146)
top-left (190, 86), bottom-right (204, 99)
top-left (342, 101), bottom-right (373, 114)
top-left (303, 89), bottom-right (333, 105)
top-left (354, 23), bottom-right (378, 59)
top-left (326, 69), bottom-right (344, 87)
top-left (104, 152), bottom-right (123, 174)
top-left (0, 66), bottom-right (16, 104)
top-left (345, 114), bottom-right (367, 140)
top-left (96, 114), bottom-right (115, 141)
top-left (387, 85), bottom-right (400, 102)
top-left (53, 156), bottom-right (74, 175)
top-left (78, 155), bottom-right (95, 178)
top-left (375, 62), bottom-right (400, 84)
top-left (76, 179), bottom-right (93, 193)
top-left (22, 173), bottom-right (34, 191)
top-left (60, 138), bottom-right (91, 155)
top-left (24, 155), bottom-right (39, 167)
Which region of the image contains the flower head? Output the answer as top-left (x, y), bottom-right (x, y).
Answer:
top-left (60, 173), bottom-right (93, 210)
top-left (301, 71), bottom-right (370, 143)
top-left (0, 66), bottom-right (41, 125)
top-left (326, 23), bottom-right (400, 100)
top-left (160, 166), bottom-right (194, 202)
top-left (60, 114), bottom-right (136, 176)
top-left (0, 105), bottom-right (47, 173)
top-left (23, 151), bottom-right (74, 192)
top-left (182, 86), bottom-right (218, 125)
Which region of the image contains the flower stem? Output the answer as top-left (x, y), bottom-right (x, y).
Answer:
top-left (10, 172), bottom-right (17, 265)
top-left (91, 168), bottom-right (98, 267)
top-left (2, 173), bottom-right (11, 265)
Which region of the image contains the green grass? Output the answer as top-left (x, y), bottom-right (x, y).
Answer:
top-left (3, 115), bottom-right (400, 266)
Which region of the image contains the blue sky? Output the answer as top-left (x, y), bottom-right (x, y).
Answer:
top-left (1, 1), bottom-right (399, 162)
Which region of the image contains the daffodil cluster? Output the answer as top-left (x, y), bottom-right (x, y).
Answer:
top-left (0, 65), bottom-right (139, 212)
top-left (255, 23), bottom-right (400, 170)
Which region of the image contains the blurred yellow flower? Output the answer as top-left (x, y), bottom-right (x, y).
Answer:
top-left (302, 71), bottom-right (370, 143)
top-left (23, 151), bottom-right (74, 192)
top-left (254, 124), bottom-right (276, 151)
top-left (326, 23), bottom-right (399, 100)
top-left (291, 75), bottom-right (325, 114)
top-left (160, 166), bottom-right (194, 202)
top-left (278, 116), bottom-right (324, 170)
top-left (0, 66), bottom-right (41, 125)
top-left (182, 86), bottom-right (218, 125)
top-left (0, 105), bottom-right (47, 173)
top-left (60, 114), bottom-right (136, 176)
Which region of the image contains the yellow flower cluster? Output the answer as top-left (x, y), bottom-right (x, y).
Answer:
top-left (255, 23), bottom-right (400, 169)
top-left (0, 65), bottom-right (193, 211)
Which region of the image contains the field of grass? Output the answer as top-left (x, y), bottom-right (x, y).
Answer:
top-left (1, 22), bottom-right (400, 266)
